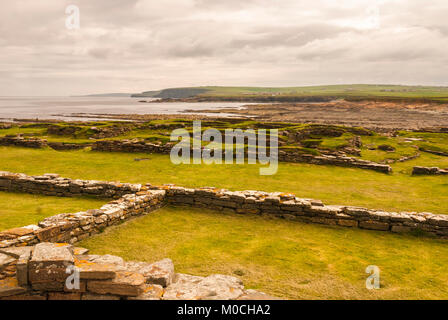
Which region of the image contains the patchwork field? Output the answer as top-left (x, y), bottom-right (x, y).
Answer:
top-left (79, 206), bottom-right (448, 300)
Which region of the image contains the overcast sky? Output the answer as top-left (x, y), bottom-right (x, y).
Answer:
top-left (1, 0), bottom-right (448, 96)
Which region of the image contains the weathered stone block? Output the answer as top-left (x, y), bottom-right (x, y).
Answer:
top-left (126, 258), bottom-right (174, 287)
top-left (359, 221), bottom-right (390, 231)
top-left (87, 271), bottom-right (145, 296)
top-left (0, 277), bottom-right (26, 298)
top-left (391, 225), bottom-right (413, 233)
top-left (28, 243), bottom-right (74, 290)
top-left (338, 219), bottom-right (358, 227)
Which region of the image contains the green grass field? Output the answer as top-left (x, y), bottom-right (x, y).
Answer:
top-left (0, 191), bottom-right (106, 230)
top-left (0, 146), bottom-right (447, 214)
top-left (79, 206), bottom-right (448, 300)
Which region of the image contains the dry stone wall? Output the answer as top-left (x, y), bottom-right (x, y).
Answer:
top-left (0, 170), bottom-right (447, 252)
top-left (0, 136), bottom-right (47, 148)
top-left (0, 171), bottom-right (142, 198)
top-left (0, 185), bottom-right (164, 249)
top-left (157, 185), bottom-right (448, 238)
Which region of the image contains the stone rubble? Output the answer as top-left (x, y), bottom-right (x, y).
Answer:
top-left (0, 242), bottom-right (273, 300)
top-left (158, 185), bottom-right (448, 238)
top-left (93, 139), bottom-right (392, 173)
top-left (0, 135), bottom-right (47, 148)
top-left (0, 134), bottom-right (391, 173)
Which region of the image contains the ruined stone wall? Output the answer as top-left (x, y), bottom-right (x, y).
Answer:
top-left (93, 140), bottom-right (392, 173)
top-left (0, 136), bottom-right (47, 148)
top-left (277, 151), bottom-right (391, 173)
top-left (92, 140), bottom-right (172, 154)
top-left (0, 189), bottom-right (165, 249)
top-left (157, 185), bottom-right (448, 238)
top-left (0, 171), bottom-right (447, 246)
top-left (0, 171), bottom-right (142, 198)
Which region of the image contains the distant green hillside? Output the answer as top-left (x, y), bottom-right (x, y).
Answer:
top-left (131, 84), bottom-right (448, 102)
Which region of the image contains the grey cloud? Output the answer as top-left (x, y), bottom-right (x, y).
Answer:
top-left (0, 0), bottom-right (448, 95)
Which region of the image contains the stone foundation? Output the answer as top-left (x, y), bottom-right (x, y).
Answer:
top-left (92, 139), bottom-right (172, 154)
top-left (0, 171), bottom-right (447, 244)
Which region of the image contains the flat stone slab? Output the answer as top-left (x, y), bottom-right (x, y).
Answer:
top-left (74, 259), bottom-right (120, 280)
top-left (127, 284), bottom-right (164, 300)
top-left (126, 258), bottom-right (174, 287)
top-left (29, 243), bottom-right (74, 288)
top-left (76, 254), bottom-right (125, 266)
top-left (30, 243), bottom-right (74, 263)
top-left (73, 247), bottom-right (89, 255)
top-left (163, 274), bottom-right (244, 300)
top-left (0, 246), bottom-right (33, 259)
top-left (0, 253), bottom-right (16, 269)
top-left (0, 227), bottom-right (34, 238)
top-left (0, 277), bottom-right (27, 298)
top-left (87, 271), bottom-right (145, 297)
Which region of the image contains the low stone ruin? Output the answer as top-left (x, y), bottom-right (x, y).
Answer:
top-left (0, 171), bottom-right (142, 198)
top-left (0, 188), bottom-right (165, 248)
top-left (0, 242), bottom-right (273, 300)
top-left (93, 139), bottom-right (392, 174)
top-left (412, 166), bottom-right (448, 175)
top-left (1, 171), bottom-right (448, 249)
top-left (92, 139), bottom-right (172, 154)
top-left (277, 150), bottom-right (391, 173)
top-left (0, 135), bottom-right (47, 148)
